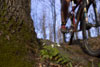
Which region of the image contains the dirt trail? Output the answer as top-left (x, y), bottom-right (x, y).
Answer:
top-left (59, 39), bottom-right (100, 67)
top-left (40, 39), bottom-right (100, 67)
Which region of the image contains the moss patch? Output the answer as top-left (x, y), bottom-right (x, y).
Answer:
top-left (0, 6), bottom-right (35, 67)
top-left (0, 22), bottom-right (35, 67)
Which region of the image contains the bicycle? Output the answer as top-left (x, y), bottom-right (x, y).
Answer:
top-left (62, 0), bottom-right (100, 57)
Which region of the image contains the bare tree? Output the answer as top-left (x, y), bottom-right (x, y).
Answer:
top-left (42, 11), bottom-right (47, 39)
top-left (98, 14), bottom-right (100, 35)
top-left (57, 27), bottom-right (63, 43)
top-left (48, 0), bottom-right (57, 42)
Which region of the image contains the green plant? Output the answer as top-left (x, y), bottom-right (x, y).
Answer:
top-left (40, 45), bottom-right (72, 66)
top-left (40, 45), bottom-right (59, 59)
top-left (98, 62), bottom-right (100, 67)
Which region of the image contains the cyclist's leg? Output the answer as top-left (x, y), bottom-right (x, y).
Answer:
top-left (61, 0), bottom-right (71, 33)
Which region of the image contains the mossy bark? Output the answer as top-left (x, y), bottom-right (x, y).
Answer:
top-left (0, 0), bottom-right (39, 67)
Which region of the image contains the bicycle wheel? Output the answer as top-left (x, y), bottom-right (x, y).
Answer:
top-left (81, 1), bottom-right (100, 57)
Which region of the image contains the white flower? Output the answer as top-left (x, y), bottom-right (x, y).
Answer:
top-left (43, 43), bottom-right (46, 46)
top-left (51, 44), bottom-right (54, 48)
top-left (57, 44), bottom-right (61, 47)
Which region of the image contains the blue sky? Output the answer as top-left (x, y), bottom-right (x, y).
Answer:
top-left (31, 0), bottom-right (100, 42)
top-left (31, 0), bottom-right (61, 41)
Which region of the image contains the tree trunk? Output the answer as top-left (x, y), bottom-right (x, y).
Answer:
top-left (0, 0), bottom-right (39, 66)
top-left (53, 0), bottom-right (56, 42)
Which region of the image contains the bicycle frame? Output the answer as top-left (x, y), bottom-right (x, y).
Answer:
top-left (69, 0), bottom-right (83, 32)
top-left (63, 0), bottom-right (100, 57)
top-left (66, 0), bottom-right (83, 44)
top-left (67, 0), bottom-right (97, 44)
top-left (69, 0), bottom-right (97, 32)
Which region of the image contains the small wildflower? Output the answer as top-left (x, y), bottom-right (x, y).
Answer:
top-left (43, 43), bottom-right (46, 46)
top-left (57, 44), bottom-right (61, 47)
top-left (51, 44), bottom-right (54, 48)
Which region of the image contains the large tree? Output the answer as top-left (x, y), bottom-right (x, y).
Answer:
top-left (0, 0), bottom-right (39, 67)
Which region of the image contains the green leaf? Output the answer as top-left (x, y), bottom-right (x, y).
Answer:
top-left (98, 63), bottom-right (100, 67)
top-left (57, 58), bottom-right (63, 63)
top-left (61, 59), bottom-right (68, 64)
top-left (43, 55), bottom-right (49, 59)
top-left (69, 62), bottom-right (73, 67)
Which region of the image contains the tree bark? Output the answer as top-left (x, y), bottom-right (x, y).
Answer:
top-left (0, 0), bottom-right (39, 66)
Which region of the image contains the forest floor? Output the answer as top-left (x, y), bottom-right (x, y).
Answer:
top-left (37, 37), bottom-right (100, 67)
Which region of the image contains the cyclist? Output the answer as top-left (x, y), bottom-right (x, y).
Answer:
top-left (61, 0), bottom-right (80, 33)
